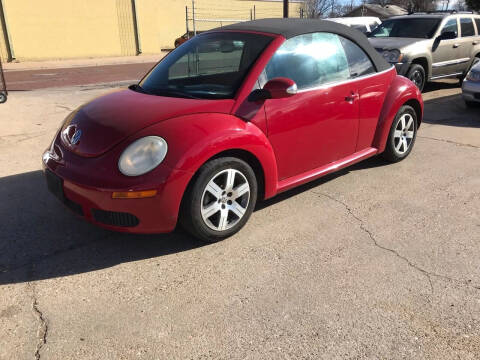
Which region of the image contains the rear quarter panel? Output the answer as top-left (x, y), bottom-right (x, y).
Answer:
top-left (372, 75), bottom-right (423, 153)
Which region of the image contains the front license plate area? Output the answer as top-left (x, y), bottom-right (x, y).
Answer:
top-left (45, 169), bottom-right (65, 202)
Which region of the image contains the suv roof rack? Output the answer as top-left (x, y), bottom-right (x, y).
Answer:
top-left (409, 10), bottom-right (474, 15)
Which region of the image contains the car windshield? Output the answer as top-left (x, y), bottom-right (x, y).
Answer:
top-left (138, 32), bottom-right (273, 99)
top-left (369, 18), bottom-right (441, 39)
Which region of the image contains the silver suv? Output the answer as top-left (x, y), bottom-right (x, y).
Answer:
top-left (368, 12), bottom-right (480, 91)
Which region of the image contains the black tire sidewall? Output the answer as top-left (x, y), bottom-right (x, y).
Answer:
top-left (0, 93), bottom-right (6, 104)
top-left (407, 64), bottom-right (426, 92)
top-left (383, 105), bottom-right (417, 162)
top-left (182, 157), bottom-right (258, 243)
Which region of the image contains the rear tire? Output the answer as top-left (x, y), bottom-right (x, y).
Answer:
top-left (0, 92), bottom-right (6, 104)
top-left (382, 105), bottom-right (417, 163)
top-left (407, 64), bottom-right (426, 92)
top-left (180, 157), bottom-right (258, 243)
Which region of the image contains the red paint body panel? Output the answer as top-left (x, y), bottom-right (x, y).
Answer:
top-left (265, 81), bottom-right (359, 180)
top-left (61, 89), bottom-right (234, 157)
top-left (373, 75), bottom-right (424, 153)
top-left (43, 29), bottom-right (423, 234)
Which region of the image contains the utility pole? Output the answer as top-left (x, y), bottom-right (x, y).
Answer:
top-left (283, 0), bottom-right (288, 18)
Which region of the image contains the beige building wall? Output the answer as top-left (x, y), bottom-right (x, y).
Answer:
top-left (0, 0), bottom-right (302, 62)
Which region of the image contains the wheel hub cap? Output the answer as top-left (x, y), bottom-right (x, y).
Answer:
top-left (201, 169), bottom-right (250, 232)
top-left (393, 113), bottom-right (415, 155)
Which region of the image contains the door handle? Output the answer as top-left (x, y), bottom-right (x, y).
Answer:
top-left (345, 92), bottom-right (359, 103)
top-left (453, 43), bottom-right (461, 48)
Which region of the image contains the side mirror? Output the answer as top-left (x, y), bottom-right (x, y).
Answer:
top-left (248, 77), bottom-right (298, 102)
top-left (438, 31), bottom-right (456, 40)
top-left (263, 77), bottom-right (297, 99)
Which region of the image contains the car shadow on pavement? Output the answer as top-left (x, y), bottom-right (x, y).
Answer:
top-left (0, 170), bottom-right (205, 285)
top-left (423, 80), bottom-right (460, 93)
top-left (1, 157), bottom-right (388, 285)
top-left (422, 94), bottom-right (480, 127)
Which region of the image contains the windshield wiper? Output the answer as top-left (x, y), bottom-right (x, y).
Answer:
top-left (149, 88), bottom-right (201, 99)
top-left (129, 84), bottom-right (151, 94)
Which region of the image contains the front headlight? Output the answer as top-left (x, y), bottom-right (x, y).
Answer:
top-left (382, 49), bottom-right (403, 63)
top-left (466, 70), bottom-right (480, 82)
top-left (118, 136), bottom-right (168, 176)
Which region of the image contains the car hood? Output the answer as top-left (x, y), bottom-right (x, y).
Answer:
top-left (368, 37), bottom-right (427, 51)
top-left (61, 89), bottom-right (235, 157)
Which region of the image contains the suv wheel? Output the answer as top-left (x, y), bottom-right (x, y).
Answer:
top-left (407, 64), bottom-right (426, 92)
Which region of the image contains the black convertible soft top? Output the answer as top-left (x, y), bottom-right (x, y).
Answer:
top-left (212, 18), bottom-right (391, 72)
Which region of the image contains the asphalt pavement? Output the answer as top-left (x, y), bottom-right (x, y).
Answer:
top-left (0, 79), bottom-right (479, 359)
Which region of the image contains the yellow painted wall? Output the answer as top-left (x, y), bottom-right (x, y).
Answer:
top-left (0, 0), bottom-right (302, 62)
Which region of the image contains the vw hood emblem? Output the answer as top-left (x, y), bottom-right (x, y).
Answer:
top-left (71, 129), bottom-right (82, 145)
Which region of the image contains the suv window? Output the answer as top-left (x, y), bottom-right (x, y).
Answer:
top-left (264, 32), bottom-right (350, 90)
top-left (461, 18), bottom-right (475, 37)
top-left (339, 37), bottom-right (375, 77)
top-left (475, 18), bottom-right (480, 34)
top-left (441, 18), bottom-right (458, 37)
top-left (369, 18), bottom-right (441, 39)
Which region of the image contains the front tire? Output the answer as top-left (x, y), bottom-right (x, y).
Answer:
top-left (382, 105), bottom-right (417, 163)
top-left (407, 64), bottom-right (426, 92)
top-left (0, 92), bottom-right (6, 104)
top-left (180, 157), bottom-right (258, 243)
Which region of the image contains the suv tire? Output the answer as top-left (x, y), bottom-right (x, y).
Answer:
top-left (406, 64), bottom-right (426, 92)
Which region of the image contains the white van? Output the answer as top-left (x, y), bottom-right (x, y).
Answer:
top-left (327, 17), bottom-right (381, 34)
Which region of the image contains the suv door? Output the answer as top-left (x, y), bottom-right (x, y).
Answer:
top-left (457, 17), bottom-right (477, 73)
top-left (261, 32), bottom-right (359, 180)
top-left (432, 17), bottom-right (463, 77)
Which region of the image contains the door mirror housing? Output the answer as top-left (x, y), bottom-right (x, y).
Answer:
top-left (248, 77), bottom-right (298, 102)
top-left (438, 31), bottom-right (456, 41)
top-left (263, 77), bottom-right (298, 99)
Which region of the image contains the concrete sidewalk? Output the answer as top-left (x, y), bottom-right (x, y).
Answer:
top-left (2, 54), bottom-right (166, 72)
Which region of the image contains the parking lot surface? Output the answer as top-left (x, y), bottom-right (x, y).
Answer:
top-left (0, 80), bottom-right (479, 359)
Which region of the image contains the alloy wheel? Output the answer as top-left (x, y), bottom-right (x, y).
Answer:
top-left (393, 113), bottom-right (415, 154)
top-left (200, 169), bottom-right (250, 231)
top-left (409, 70), bottom-right (423, 89)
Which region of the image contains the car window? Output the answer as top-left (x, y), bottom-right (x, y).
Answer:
top-left (264, 32), bottom-right (350, 90)
top-left (461, 18), bottom-right (475, 37)
top-left (339, 37), bottom-right (376, 77)
top-left (369, 18), bottom-right (441, 39)
top-left (139, 32), bottom-right (272, 99)
top-left (369, 22), bottom-right (380, 31)
top-left (441, 18), bottom-right (458, 37)
top-left (475, 18), bottom-right (480, 34)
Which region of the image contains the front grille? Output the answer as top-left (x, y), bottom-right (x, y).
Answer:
top-left (92, 209), bottom-right (139, 227)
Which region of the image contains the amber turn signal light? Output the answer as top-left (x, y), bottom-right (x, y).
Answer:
top-left (112, 190), bottom-right (157, 199)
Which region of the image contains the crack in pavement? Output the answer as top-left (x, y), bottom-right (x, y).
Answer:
top-left (27, 278), bottom-right (48, 360)
top-left (417, 135), bottom-right (480, 149)
top-left (314, 191), bottom-right (480, 295)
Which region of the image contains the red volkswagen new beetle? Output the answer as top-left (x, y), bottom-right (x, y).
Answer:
top-left (43, 19), bottom-right (423, 242)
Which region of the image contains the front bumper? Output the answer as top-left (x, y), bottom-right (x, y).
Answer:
top-left (394, 62), bottom-right (411, 76)
top-left (462, 79), bottom-right (480, 103)
top-left (42, 136), bottom-right (193, 234)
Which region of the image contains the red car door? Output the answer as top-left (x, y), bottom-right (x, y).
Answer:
top-left (260, 32), bottom-right (374, 181)
top-left (264, 82), bottom-right (359, 180)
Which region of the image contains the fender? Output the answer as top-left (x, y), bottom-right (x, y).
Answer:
top-left (372, 75), bottom-right (423, 153)
top-left (144, 112), bottom-right (279, 200)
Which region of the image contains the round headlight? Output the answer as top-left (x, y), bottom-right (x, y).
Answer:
top-left (118, 136), bottom-right (168, 176)
top-left (382, 49), bottom-right (402, 63)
